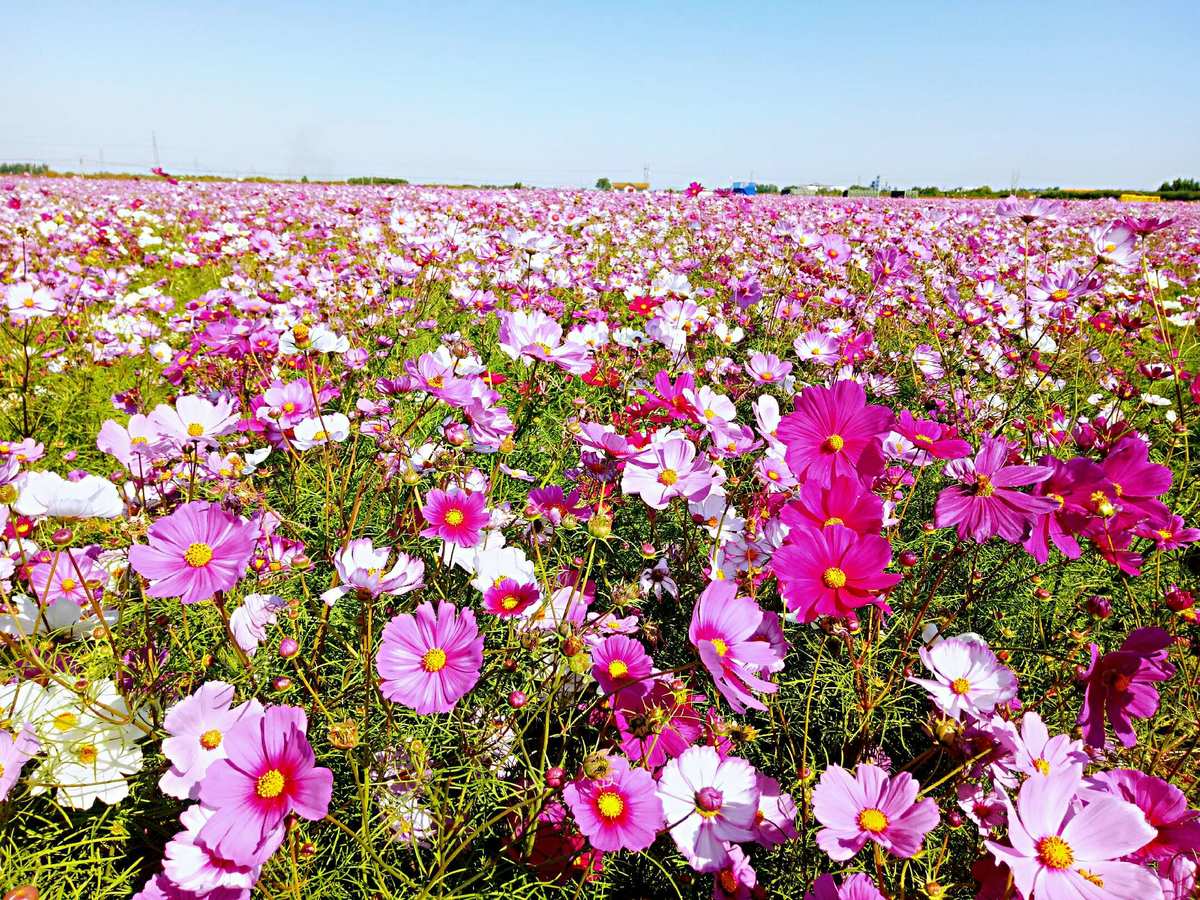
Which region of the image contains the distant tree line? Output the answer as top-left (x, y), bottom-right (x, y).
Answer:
top-left (1159, 177), bottom-right (1200, 192)
top-left (347, 176), bottom-right (410, 185)
top-left (0, 163), bottom-right (49, 175)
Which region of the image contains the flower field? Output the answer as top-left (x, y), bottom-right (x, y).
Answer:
top-left (1, 176), bottom-right (1198, 899)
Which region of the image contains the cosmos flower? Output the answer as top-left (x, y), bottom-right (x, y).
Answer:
top-left (1010, 711), bottom-right (1088, 781)
top-left (420, 487), bottom-right (489, 548)
top-left (813, 764), bottom-right (940, 861)
top-left (376, 601), bottom-right (484, 714)
top-left (14, 470), bottom-right (124, 519)
top-left (197, 705), bottom-right (333, 867)
top-left (893, 410), bottom-right (972, 460)
top-left (621, 435), bottom-right (718, 510)
top-left (656, 745), bottom-right (760, 872)
top-left (908, 634), bottom-right (1018, 720)
top-left (321, 538), bottom-right (425, 605)
top-left (481, 577), bottom-right (539, 617)
top-left (128, 501), bottom-right (256, 605)
top-left (162, 802), bottom-right (277, 896)
top-left (772, 525), bottom-right (901, 622)
top-left (562, 754), bottom-right (663, 853)
top-left (150, 395), bottom-right (240, 448)
top-left (804, 873), bottom-right (886, 900)
top-left (934, 437), bottom-right (1058, 544)
top-left (0, 726), bottom-right (39, 800)
top-left (159, 681), bottom-right (264, 801)
top-left (688, 579), bottom-right (783, 713)
top-left (780, 475), bottom-right (884, 536)
top-left (778, 380), bottom-right (893, 488)
top-left (985, 770), bottom-right (1159, 899)
top-left (590, 633), bottom-right (653, 702)
top-left (1080, 769), bottom-right (1200, 863)
top-left (229, 593), bottom-right (288, 655)
top-left (1078, 627), bottom-right (1176, 748)
top-left (612, 682), bottom-right (702, 770)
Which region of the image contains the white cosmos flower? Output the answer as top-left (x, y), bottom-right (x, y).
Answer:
top-left (14, 471), bottom-right (124, 519)
top-left (291, 413), bottom-right (351, 450)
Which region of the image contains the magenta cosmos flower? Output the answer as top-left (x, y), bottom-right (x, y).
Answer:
top-left (908, 634), bottom-right (1018, 720)
top-left (656, 745), bottom-right (760, 872)
top-left (772, 525), bottom-right (901, 622)
top-left (934, 438), bottom-right (1058, 544)
top-left (813, 763), bottom-right (940, 862)
top-left (376, 601), bottom-right (483, 714)
top-left (894, 410), bottom-right (972, 461)
top-left (420, 487), bottom-right (489, 548)
top-left (777, 380), bottom-right (892, 488)
top-left (590, 633), bottom-right (653, 702)
top-left (1078, 626), bottom-right (1175, 748)
top-left (985, 770), bottom-right (1159, 899)
top-left (1081, 769), bottom-right (1200, 864)
top-left (128, 501), bottom-right (256, 604)
top-left (688, 579), bottom-right (783, 713)
top-left (481, 578), bottom-right (539, 617)
top-left (197, 705), bottom-right (333, 867)
top-left (562, 754), bottom-right (663, 853)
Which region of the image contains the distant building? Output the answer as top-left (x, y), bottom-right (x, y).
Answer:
top-left (611, 181), bottom-right (649, 192)
top-left (732, 181), bottom-right (757, 195)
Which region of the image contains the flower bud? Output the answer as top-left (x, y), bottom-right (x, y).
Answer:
top-left (279, 637), bottom-right (300, 658)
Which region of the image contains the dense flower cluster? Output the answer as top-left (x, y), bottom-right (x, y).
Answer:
top-left (0, 177), bottom-right (1198, 898)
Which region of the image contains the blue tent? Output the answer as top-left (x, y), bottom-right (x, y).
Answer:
top-left (732, 181), bottom-right (757, 195)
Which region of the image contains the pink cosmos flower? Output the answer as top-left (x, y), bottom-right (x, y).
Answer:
top-left (621, 435), bottom-right (717, 510)
top-left (781, 475), bottom-right (884, 536)
top-left (1078, 627), bottom-right (1175, 748)
top-left (229, 593), bottom-right (287, 656)
top-left (613, 682), bottom-right (702, 770)
top-left (934, 437), bottom-right (1057, 544)
top-left (481, 578), bottom-right (539, 617)
top-left (562, 754), bottom-right (663, 853)
top-left (688, 579), bottom-right (783, 713)
top-left (128, 501), bottom-right (256, 605)
top-left (894, 410), bottom-right (972, 460)
top-left (656, 745), bottom-right (760, 872)
top-left (0, 726), bottom-right (39, 800)
top-left (420, 487), bottom-right (489, 548)
top-left (150, 395), bottom-right (240, 448)
top-left (752, 774), bottom-right (798, 847)
top-left (712, 845), bottom-right (756, 899)
top-left (1080, 769), bottom-right (1200, 863)
top-left (957, 782), bottom-right (1008, 835)
top-left (804, 873), bottom-right (886, 900)
top-left (160, 681), bottom-right (265, 800)
top-left (813, 764), bottom-right (940, 861)
top-left (777, 380), bottom-right (892, 488)
top-left (376, 601), bottom-right (484, 714)
top-left (163, 802), bottom-right (277, 897)
top-left (985, 770), bottom-right (1159, 899)
top-left (1010, 711), bottom-right (1087, 781)
top-left (908, 634), bottom-right (1018, 720)
top-left (772, 525), bottom-right (901, 622)
top-left (197, 705), bottom-right (333, 867)
top-left (321, 538), bottom-right (425, 605)
top-left (590, 633), bottom-right (653, 702)
top-left (27, 547), bottom-right (105, 607)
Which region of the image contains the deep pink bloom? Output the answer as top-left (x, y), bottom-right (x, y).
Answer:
top-left (613, 682), bottom-right (702, 769)
top-left (1099, 436), bottom-right (1172, 521)
top-left (780, 475), bottom-right (883, 535)
top-left (420, 487), bottom-right (489, 547)
top-left (813, 763), bottom-right (940, 861)
top-left (772, 525), bottom-right (901, 622)
top-left (481, 578), bottom-right (539, 617)
top-left (197, 705), bottom-right (333, 867)
top-left (128, 501), bottom-right (256, 604)
top-left (712, 844), bottom-right (757, 899)
top-left (778, 380), bottom-right (892, 488)
top-left (1078, 627), bottom-right (1175, 747)
top-left (985, 770), bottom-right (1158, 899)
top-left (934, 438), bottom-right (1057, 544)
top-left (376, 601), bottom-right (484, 714)
top-left (590, 633), bottom-right (653, 702)
top-left (562, 754), bottom-right (663, 852)
top-left (1081, 769), bottom-right (1200, 863)
top-left (688, 579), bottom-right (783, 713)
top-left (656, 745), bottom-right (760, 872)
top-left (895, 410), bottom-right (972, 460)
top-left (1022, 455), bottom-right (1104, 563)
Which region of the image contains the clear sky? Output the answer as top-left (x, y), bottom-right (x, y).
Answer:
top-left (6, 0), bottom-right (1198, 189)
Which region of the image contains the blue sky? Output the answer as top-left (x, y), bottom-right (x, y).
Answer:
top-left (6, 0), bottom-right (1198, 188)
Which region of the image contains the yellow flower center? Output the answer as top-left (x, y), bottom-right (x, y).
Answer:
top-left (1033, 758), bottom-right (1051, 775)
top-left (858, 808), bottom-right (889, 833)
top-left (184, 542), bottom-right (214, 567)
top-left (950, 677), bottom-right (971, 695)
top-left (975, 474), bottom-right (995, 498)
top-left (822, 567), bottom-right (848, 589)
top-left (1052, 288), bottom-right (1069, 301)
top-left (823, 516), bottom-right (844, 527)
top-left (596, 790), bottom-right (624, 820)
top-left (444, 509), bottom-right (465, 526)
top-left (60, 577), bottom-right (78, 592)
top-left (186, 422), bottom-right (205, 437)
top-left (608, 659), bottom-right (629, 679)
top-left (1036, 835), bottom-right (1074, 869)
top-left (913, 433), bottom-right (934, 444)
top-left (658, 468), bottom-right (679, 486)
top-left (200, 729), bottom-right (223, 750)
top-left (501, 595), bottom-right (520, 610)
top-left (256, 768), bottom-right (286, 798)
top-left (76, 743), bottom-right (98, 764)
top-left (710, 638), bottom-right (728, 657)
top-left (422, 648), bottom-right (448, 672)
top-left (310, 430), bottom-right (328, 442)
top-left (282, 402), bottom-right (296, 413)
top-left (1090, 490), bottom-right (1115, 517)
top-left (53, 711), bottom-right (79, 732)
top-left (825, 434), bottom-right (845, 452)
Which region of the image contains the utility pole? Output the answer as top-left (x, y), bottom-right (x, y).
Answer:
top-left (152, 132), bottom-right (160, 167)
top-left (643, 163), bottom-right (650, 186)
